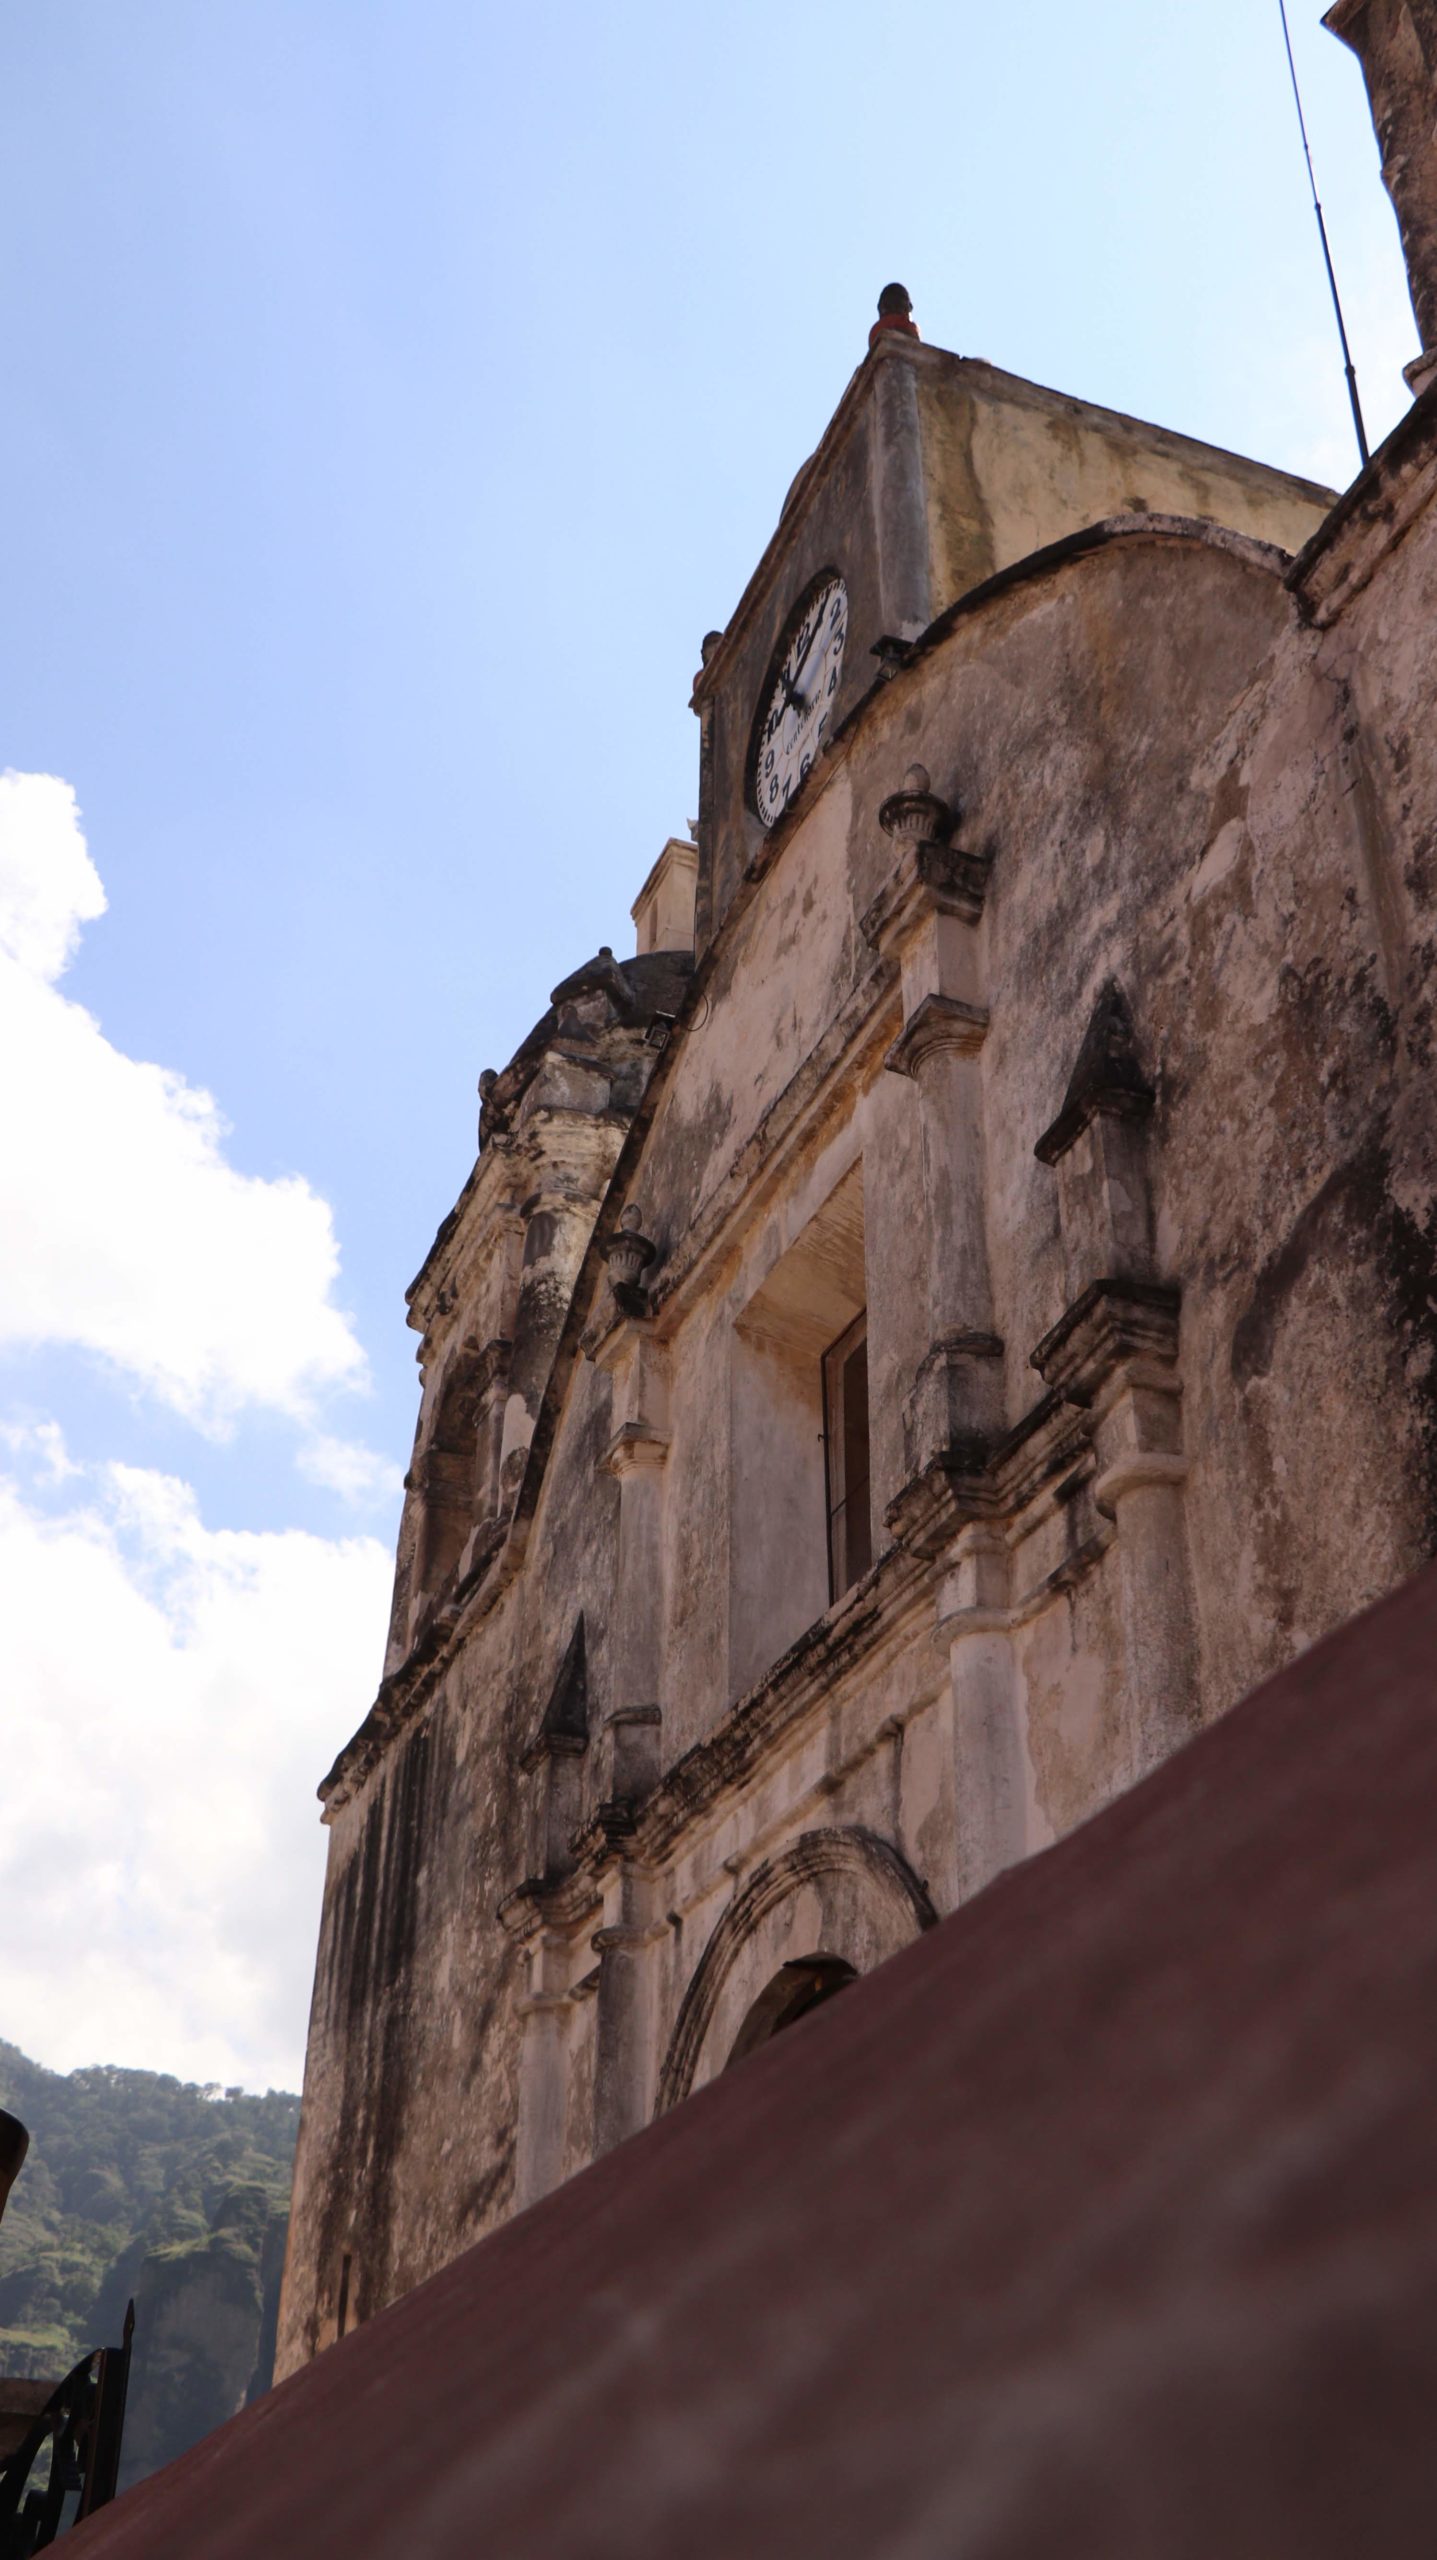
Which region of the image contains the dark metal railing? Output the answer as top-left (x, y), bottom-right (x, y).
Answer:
top-left (0, 2304), bottom-right (134, 2557)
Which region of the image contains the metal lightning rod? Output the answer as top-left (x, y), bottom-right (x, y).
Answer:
top-left (1278, 0), bottom-right (1370, 468)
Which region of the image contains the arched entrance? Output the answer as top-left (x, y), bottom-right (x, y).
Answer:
top-left (724, 1955), bottom-right (857, 2071)
top-left (656, 1826), bottom-right (935, 2112)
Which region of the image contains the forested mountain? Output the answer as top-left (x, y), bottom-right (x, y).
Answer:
top-left (0, 2039), bottom-right (298, 2480)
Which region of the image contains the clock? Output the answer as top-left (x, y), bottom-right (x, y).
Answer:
top-left (750, 572), bottom-right (849, 829)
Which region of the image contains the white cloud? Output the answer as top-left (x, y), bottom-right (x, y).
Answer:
top-left (0, 771), bottom-right (365, 1429)
top-left (0, 1418), bottom-right (79, 1483)
top-left (0, 1448), bottom-right (392, 2090)
top-left (0, 771), bottom-right (106, 981)
top-left (297, 1432), bottom-right (404, 1509)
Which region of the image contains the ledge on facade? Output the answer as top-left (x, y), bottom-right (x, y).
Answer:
top-left (1030, 1277), bottom-right (1181, 1406)
top-left (885, 1444), bottom-right (997, 1560)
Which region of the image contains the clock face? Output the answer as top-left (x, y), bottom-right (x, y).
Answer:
top-left (751, 573), bottom-right (849, 829)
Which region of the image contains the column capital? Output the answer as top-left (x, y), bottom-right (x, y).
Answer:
top-left (1094, 1449), bottom-right (1189, 1518)
top-left (884, 991), bottom-right (990, 1078)
top-left (1030, 1278), bottom-right (1180, 1408)
top-left (601, 1419), bottom-right (670, 1478)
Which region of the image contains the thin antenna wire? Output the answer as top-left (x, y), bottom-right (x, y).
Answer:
top-left (1278, 0), bottom-right (1370, 467)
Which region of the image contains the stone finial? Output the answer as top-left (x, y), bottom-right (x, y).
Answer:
top-left (870, 282), bottom-right (920, 349)
top-left (878, 766), bottom-right (956, 850)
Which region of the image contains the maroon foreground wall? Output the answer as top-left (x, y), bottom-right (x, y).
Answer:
top-left (74, 1563), bottom-right (1437, 2559)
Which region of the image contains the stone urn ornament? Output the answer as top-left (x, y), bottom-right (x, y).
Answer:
top-left (602, 1204), bottom-right (658, 1317)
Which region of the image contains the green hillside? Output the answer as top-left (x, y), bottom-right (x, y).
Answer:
top-left (0, 2039), bottom-right (298, 2384)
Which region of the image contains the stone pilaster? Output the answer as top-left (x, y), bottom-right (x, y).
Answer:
top-left (864, 767), bottom-right (1003, 1478)
top-left (1032, 983), bottom-right (1195, 1778)
top-left (1033, 1284), bottom-right (1197, 1783)
top-left (936, 1522), bottom-right (1026, 1902)
top-left (594, 1318), bottom-right (670, 1806)
top-left (590, 1868), bottom-right (658, 2157)
top-left (512, 1928), bottom-right (572, 2212)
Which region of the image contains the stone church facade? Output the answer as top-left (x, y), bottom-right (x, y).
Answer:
top-left (277, 1), bottom-right (1437, 2377)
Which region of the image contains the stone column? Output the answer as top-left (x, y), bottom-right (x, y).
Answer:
top-left (1326, 0), bottom-right (1437, 394)
top-left (594, 1303), bottom-right (670, 1809)
top-left (513, 1929), bottom-right (571, 2212)
top-left (590, 1870), bottom-right (656, 2157)
top-left (1033, 1293), bottom-right (1197, 1786)
top-left (863, 768), bottom-right (1003, 1481)
top-left (1094, 1429), bottom-right (1196, 1785)
top-left (1032, 981), bottom-right (1198, 1782)
top-left (936, 1521), bottom-right (1026, 1902)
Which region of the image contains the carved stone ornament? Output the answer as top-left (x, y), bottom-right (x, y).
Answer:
top-left (884, 991), bottom-right (990, 1078)
top-left (1034, 981), bottom-right (1155, 1166)
top-left (863, 763), bottom-right (991, 949)
top-left (877, 763), bottom-right (956, 853)
top-left (600, 1203), bottom-right (658, 1319)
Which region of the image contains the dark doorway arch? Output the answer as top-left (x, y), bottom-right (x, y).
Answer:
top-left (725, 1956), bottom-right (857, 2071)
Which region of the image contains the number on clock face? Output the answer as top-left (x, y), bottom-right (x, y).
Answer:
top-left (753, 574), bottom-right (849, 828)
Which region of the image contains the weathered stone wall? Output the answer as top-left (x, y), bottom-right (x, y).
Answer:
top-left (277, 14), bottom-right (1437, 2372)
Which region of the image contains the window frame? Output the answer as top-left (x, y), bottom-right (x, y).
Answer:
top-left (822, 1309), bottom-right (872, 1602)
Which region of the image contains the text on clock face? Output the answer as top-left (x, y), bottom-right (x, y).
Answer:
top-left (754, 575), bottom-right (849, 827)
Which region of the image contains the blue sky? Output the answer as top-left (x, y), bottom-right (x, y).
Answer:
top-left (0, 1), bottom-right (1419, 2089)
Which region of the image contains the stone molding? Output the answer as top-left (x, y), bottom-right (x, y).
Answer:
top-left (1029, 1277), bottom-right (1181, 1406)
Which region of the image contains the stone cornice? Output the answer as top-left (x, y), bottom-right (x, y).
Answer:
top-left (1030, 1278), bottom-right (1182, 1406)
top-left (1288, 380), bottom-right (1437, 629)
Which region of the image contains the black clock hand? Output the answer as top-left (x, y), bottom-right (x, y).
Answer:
top-left (791, 628), bottom-right (827, 707)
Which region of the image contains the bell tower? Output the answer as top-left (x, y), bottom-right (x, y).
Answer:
top-left (689, 286), bottom-right (1334, 956)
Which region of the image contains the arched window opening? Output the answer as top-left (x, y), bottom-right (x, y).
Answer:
top-left (724, 1956), bottom-right (857, 2072)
